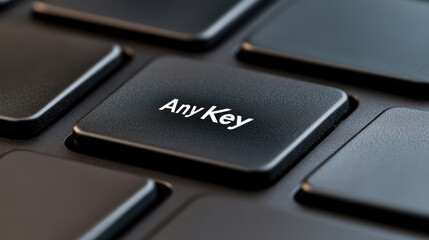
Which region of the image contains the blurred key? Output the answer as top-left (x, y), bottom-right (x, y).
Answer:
top-left (32, 0), bottom-right (263, 49)
top-left (0, 23), bottom-right (127, 138)
top-left (240, 0), bottom-right (429, 96)
top-left (150, 196), bottom-right (413, 240)
top-left (0, 0), bottom-right (10, 6)
top-left (0, 151), bottom-right (159, 240)
top-left (297, 108), bottom-right (429, 232)
top-left (70, 57), bottom-right (351, 189)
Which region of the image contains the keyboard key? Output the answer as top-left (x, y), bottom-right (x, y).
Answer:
top-left (240, 0), bottom-right (429, 94)
top-left (150, 196), bottom-right (413, 240)
top-left (70, 57), bottom-right (351, 188)
top-left (0, 23), bottom-right (127, 138)
top-left (32, 0), bottom-right (263, 49)
top-left (297, 108), bottom-right (429, 232)
top-left (0, 151), bottom-right (159, 240)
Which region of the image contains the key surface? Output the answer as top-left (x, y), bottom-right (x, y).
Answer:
top-left (32, 0), bottom-right (263, 49)
top-left (298, 108), bottom-right (429, 231)
top-left (71, 56), bottom-right (351, 188)
top-left (0, 151), bottom-right (158, 240)
top-left (0, 23), bottom-right (126, 138)
top-left (240, 0), bottom-right (429, 95)
top-left (149, 196), bottom-right (416, 240)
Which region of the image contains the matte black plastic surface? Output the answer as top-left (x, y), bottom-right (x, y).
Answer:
top-left (1, 1), bottom-right (429, 239)
top-left (0, 151), bottom-right (157, 240)
top-left (32, 0), bottom-right (263, 48)
top-left (150, 196), bottom-right (413, 240)
top-left (0, 23), bottom-right (125, 138)
top-left (298, 108), bottom-right (429, 231)
top-left (71, 57), bottom-right (350, 188)
top-left (240, 0), bottom-right (429, 93)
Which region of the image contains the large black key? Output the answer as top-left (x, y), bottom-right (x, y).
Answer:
top-left (32, 0), bottom-right (263, 49)
top-left (0, 151), bottom-right (159, 240)
top-left (240, 0), bottom-right (429, 96)
top-left (0, 23), bottom-right (127, 138)
top-left (70, 57), bottom-right (351, 189)
top-left (297, 108), bottom-right (429, 232)
top-left (150, 196), bottom-right (415, 240)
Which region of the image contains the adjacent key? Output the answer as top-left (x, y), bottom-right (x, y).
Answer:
top-left (297, 108), bottom-right (429, 232)
top-left (0, 151), bottom-right (159, 240)
top-left (240, 0), bottom-right (429, 95)
top-left (149, 196), bottom-right (414, 240)
top-left (0, 23), bottom-right (127, 138)
top-left (70, 57), bottom-right (351, 188)
top-left (32, 0), bottom-right (263, 49)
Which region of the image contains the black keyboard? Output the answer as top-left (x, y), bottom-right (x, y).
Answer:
top-left (0, 0), bottom-right (428, 239)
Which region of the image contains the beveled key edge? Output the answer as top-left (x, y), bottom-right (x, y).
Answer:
top-left (0, 44), bottom-right (130, 139)
top-left (295, 108), bottom-right (429, 234)
top-left (68, 63), bottom-right (353, 189)
top-left (80, 179), bottom-right (157, 240)
top-left (32, 0), bottom-right (264, 49)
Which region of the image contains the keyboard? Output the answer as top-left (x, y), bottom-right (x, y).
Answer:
top-left (1, 0), bottom-right (428, 239)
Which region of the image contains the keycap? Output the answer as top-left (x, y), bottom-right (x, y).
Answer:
top-left (149, 196), bottom-right (414, 240)
top-left (0, 151), bottom-right (159, 240)
top-left (0, 23), bottom-right (127, 138)
top-left (70, 57), bottom-right (351, 189)
top-left (297, 108), bottom-right (429, 232)
top-left (32, 0), bottom-right (263, 49)
top-left (239, 0), bottom-right (429, 95)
